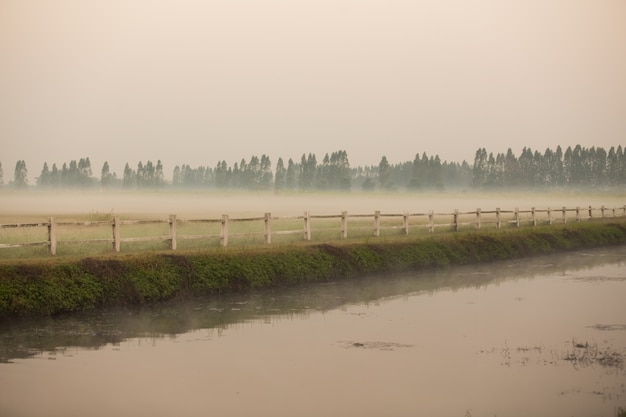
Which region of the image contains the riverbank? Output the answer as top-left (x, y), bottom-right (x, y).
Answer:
top-left (1, 220), bottom-right (626, 318)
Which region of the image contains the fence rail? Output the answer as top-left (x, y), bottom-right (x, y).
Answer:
top-left (1, 205), bottom-right (624, 256)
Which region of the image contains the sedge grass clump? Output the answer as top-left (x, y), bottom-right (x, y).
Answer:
top-left (87, 210), bottom-right (115, 222)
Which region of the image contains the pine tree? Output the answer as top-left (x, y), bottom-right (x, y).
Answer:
top-left (78, 157), bottom-right (93, 187)
top-left (215, 161), bottom-right (228, 188)
top-left (49, 164), bottom-right (60, 187)
top-left (503, 148), bottom-right (519, 187)
top-left (333, 150), bottom-right (351, 190)
top-left (299, 153), bottom-right (317, 190)
top-left (472, 148), bottom-right (488, 187)
top-left (13, 160), bottom-right (28, 188)
top-left (238, 158), bottom-right (249, 188)
top-left (101, 161), bottom-right (116, 188)
top-left (67, 160), bottom-right (79, 186)
top-left (155, 160), bottom-right (165, 187)
top-left (231, 162), bottom-right (240, 188)
top-left (260, 154), bottom-right (273, 189)
top-left (378, 156), bottom-right (391, 189)
top-left (317, 153), bottom-right (330, 190)
top-left (408, 153), bottom-right (423, 189)
top-left (517, 148), bottom-right (534, 186)
top-left (436, 155), bottom-right (447, 188)
top-left (607, 147), bottom-right (619, 185)
top-left (38, 162), bottom-right (51, 187)
top-left (553, 146), bottom-right (565, 186)
top-left (274, 157), bottom-right (286, 190)
top-left (144, 161), bottom-right (155, 187)
top-left (615, 145), bottom-right (626, 184)
top-left (136, 162), bottom-right (145, 187)
top-left (172, 165), bottom-right (182, 186)
top-left (123, 163), bottom-right (135, 188)
top-left (590, 146), bottom-right (607, 186)
top-left (484, 152), bottom-right (498, 187)
top-left (286, 158), bottom-right (297, 190)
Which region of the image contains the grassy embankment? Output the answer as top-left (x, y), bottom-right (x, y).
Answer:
top-left (1, 220), bottom-right (626, 318)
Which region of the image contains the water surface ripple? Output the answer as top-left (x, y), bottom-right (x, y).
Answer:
top-left (1, 246), bottom-right (625, 417)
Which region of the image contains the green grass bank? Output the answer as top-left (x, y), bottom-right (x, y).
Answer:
top-left (1, 220), bottom-right (626, 318)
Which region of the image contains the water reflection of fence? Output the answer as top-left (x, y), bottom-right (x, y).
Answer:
top-left (1, 205), bottom-right (625, 256)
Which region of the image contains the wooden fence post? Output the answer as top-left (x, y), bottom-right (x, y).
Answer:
top-left (576, 207), bottom-right (581, 222)
top-left (221, 214), bottom-right (229, 247)
top-left (496, 208), bottom-right (501, 229)
top-left (304, 211), bottom-right (311, 241)
top-left (169, 214), bottom-right (177, 250)
top-left (514, 208), bottom-right (520, 228)
top-left (453, 209), bottom-right (459, 232)
top-left (475, 208), bottom-right (481, 230)
top-left (374, 211), bottom-right (380, 237)
top-left (429, 210), bottom-right (434, 233)
top-left (48, 217), bottom-right (57, 256)
top-left (531, 207), bottom-right (536, 227)
top-left (341, 211), bottom-right (348, 239)
top-left (264, 213), bottom-right (272, 244)
top-left (547, 207), bottom-right (552, 225)
top-left (562, 207), bottom-right (567, 224)
top-left (402, 211), bottom-right (409, 235)
top-left (601, 206), bottom-right (605, 219)
top-left (112, 216), bottom-right (121, 252)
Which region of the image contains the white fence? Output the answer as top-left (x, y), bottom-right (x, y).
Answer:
top-left (1, 205), bottom-right (624, 256)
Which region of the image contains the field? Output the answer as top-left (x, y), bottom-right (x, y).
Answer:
top-left (1, 189), bottom-right (625, 260)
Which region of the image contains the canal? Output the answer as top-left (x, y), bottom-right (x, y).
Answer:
top-left (1, 245), bottom-right (625, 416)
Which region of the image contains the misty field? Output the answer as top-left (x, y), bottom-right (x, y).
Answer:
top-left (2, 188), bottom-right (625, 217)
top-left (1, 189), bottom-right (625, 259)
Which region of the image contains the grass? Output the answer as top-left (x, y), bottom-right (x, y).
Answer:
top-left (4, 206), bottom-right (622, 261)
top-left (1, 219), bottom-right (626, 318)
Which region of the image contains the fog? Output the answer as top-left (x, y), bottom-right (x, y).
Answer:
top-left (1, 189), bottom-right (623, 219)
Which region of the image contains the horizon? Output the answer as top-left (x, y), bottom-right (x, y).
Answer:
top-left (3, 142), bottom-right (624, 185)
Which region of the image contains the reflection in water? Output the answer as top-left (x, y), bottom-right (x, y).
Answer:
top-left (1, 246), bottom-right (625, 363)
top-left (0, 246), bottom-right (625, 417)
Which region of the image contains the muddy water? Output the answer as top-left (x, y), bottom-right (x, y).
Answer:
top-left (1, 247), bottom-right (625, 417)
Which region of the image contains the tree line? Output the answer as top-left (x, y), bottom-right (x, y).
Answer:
top-left (472, 145), bottom-right (626, 188)
top-left (1, 145), bottom-right (624, 191)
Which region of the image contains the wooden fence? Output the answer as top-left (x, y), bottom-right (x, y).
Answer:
top-left (1, 205), bottom-right (625, 256)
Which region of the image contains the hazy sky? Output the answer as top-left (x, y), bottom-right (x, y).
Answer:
top-left (1, 0), bottom-right (625, 179)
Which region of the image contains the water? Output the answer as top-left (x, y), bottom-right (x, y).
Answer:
top-left (1, 246), bottom-right (625, 417)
